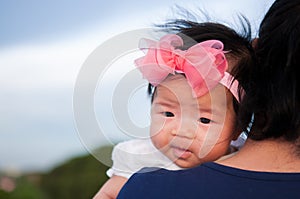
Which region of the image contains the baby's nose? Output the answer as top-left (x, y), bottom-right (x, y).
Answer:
top-left (172, 118), bottom-right (197, 139)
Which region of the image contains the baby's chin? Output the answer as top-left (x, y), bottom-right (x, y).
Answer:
top-left (173, 159), bottom-right (202, 168)
top-left (167, 154), bottom-right (203, 168)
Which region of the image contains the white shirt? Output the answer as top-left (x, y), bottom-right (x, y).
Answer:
top-left (107, 134), bottom-right (246, 178)
top-left (106, 139), bottom-right (181, 179)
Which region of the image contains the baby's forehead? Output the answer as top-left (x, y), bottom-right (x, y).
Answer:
top-left (154, 79), bottom-right (230, 109)
top-left (155, 75), bottom-right (191, 95)
top-left (162, 73), bottom-right (186, 82)
top-left (158, 73), bottom-right (230, 96)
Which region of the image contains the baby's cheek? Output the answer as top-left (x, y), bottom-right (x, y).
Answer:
top-left (150, 121), bottom-right (170, 150)
top-left (150, 116), bottom-right (166, 137)
top-left (150, 131), bottom-right (169, 152)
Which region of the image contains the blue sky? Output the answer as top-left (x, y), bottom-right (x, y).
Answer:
top-left (0, 0), bottom-right (274, 173)
top-left (0, 0), bottom-right (147, 46)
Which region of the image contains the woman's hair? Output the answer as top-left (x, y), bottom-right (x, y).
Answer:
top-left (148, 15), bottom-right (254, 115)
top-left (236, 0), bottom-right (300, 141)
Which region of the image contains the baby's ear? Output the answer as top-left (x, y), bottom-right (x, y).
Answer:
top-left (251, 38), bottom-right (259, 49)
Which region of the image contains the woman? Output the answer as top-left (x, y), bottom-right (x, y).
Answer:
top-left (117, 0), bottom-right (300, 198)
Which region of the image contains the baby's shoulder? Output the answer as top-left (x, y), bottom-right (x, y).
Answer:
top-left (113, 139), bottom-right (155, 154)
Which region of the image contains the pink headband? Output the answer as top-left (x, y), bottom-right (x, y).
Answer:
top-left (135, 34), bottom-right (241, 101)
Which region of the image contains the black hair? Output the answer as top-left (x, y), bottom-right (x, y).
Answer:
top-left (236, 0), bottom-right (300, 142)
top-left (148, 15), bottom-right (255, 116)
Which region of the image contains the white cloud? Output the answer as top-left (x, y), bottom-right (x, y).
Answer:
top-left (0, 36), bottom-right (96, 90)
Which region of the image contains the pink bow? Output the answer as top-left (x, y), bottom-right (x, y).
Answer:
top-left (135, 34), bottom-right (229, 97)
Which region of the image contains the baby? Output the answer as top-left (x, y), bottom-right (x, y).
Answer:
top-left (94, 20), bottom-right (252, 199)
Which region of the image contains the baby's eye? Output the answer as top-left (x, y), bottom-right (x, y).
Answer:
top-left (199, 117), bottom-right (211, 124)
top-left (163, 112), bottom-right (175, 117)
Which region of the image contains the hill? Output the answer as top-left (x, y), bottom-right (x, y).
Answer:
top-left (0, 145), bottom-right (113, 199)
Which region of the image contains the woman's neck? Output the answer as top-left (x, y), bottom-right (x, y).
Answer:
top-left (217, 138), bottom-right (300, 172)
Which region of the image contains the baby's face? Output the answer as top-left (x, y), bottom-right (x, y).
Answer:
top-left (150, 74), bottom-right (237, 168)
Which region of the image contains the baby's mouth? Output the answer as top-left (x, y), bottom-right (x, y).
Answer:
top-left (171, 146), bottom-right (192, 159)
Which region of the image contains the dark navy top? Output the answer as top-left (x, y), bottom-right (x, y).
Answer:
top-left (117, 162), bottom-right (300, 199)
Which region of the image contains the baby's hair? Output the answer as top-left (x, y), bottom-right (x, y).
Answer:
top-left (148, 13), bottom-right (254, 116)
top-left (236, 0), bottom-right (300, 142)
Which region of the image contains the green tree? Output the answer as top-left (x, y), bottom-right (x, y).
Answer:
top-left (6, 176), bottom-right (47, 199)
top-left (40, 145), bottom-right (112, 199)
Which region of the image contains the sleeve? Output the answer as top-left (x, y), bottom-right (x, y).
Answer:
top-left (106, 139), bottom-right (153, 179)
top-left (106, 141), bottom-right (133, 178)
